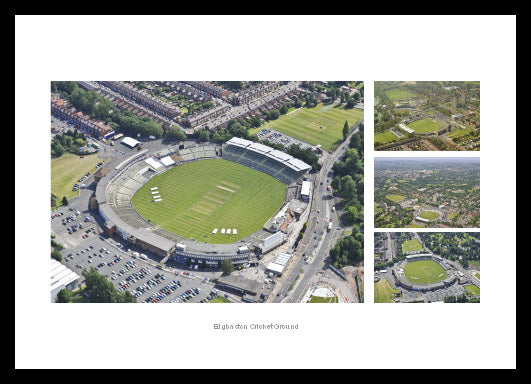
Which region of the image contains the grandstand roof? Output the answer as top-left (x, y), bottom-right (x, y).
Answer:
top-left (226, 137), bottom-right (251, 148)
top-left (225, 137), bottom-right (311, 173)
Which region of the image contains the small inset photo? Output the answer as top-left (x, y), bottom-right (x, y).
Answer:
top-left (374, 81), bottom-right (480, 151)
top-left (374, 232), bottom-right (480, 303)
top-left (374, 156), bottom-right (480, 228)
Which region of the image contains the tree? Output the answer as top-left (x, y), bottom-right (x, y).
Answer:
top-left (270, 109), bottom-right (280, 120)
top-left (221, 259), bottom-right (234, 275)
top-left (51, 250), bottom-right (62, 262)
top-left (62, 196), bottom-right (68, 206)
top-left (165, 126), bottom-right (187, 141)
top-left (343, 120), bottom-right (350, 140)
top-left (81, 267), bottom-right (137, 303)
top-left (197, 129), bottom-right (210, 141)
top-left (56, 289), bottom-right (73, 303)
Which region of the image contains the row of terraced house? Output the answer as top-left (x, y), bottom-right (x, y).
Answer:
top-left (51, 95), bottom-right (114, 139)
top-left (97, 81), bottom-right (181, 120)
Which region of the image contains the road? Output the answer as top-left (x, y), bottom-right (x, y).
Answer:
top-left (271, 126), bottom-right (361, 303)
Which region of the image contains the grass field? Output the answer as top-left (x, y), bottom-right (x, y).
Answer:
top-left (407, 119), bottom-right (441, 133)
top-left (309, 295), bottom-right (338, 303)
top-left (209, 296), bottom-right (231, 303)
top-left (131, 159), bottom-right (286, 244)
top-left (402, 238), bottom-right (423, 252)
top-left (404, 260), bottom-right (446, 284)
top-left (51, 153), bottom-right (103, 201)
top-left (374, 278), bottom-right (400, 303)
top-left (385, 90), bottom-right (416, 101)
top-left (253, 103), bottom-right (363, 151)
top-left (465, 285), bottom-right (480, 296)
top-left (374, 131), bottom-right (399, 145)
top-left (418, 210), bottom-right (440, 221)
top-left (386, 194), bottom-right (406, 203)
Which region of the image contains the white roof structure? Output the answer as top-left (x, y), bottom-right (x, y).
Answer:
top-left (160, 156), bottom-right (175, 167)
top-left (212, 228), bottom-right (218, 234)
top-left (301, 181), bottom-right (312, 197)
top-left (266, 253), bottom-right (293, 275)
top-left (150, 187), bottom-right (158, 191)
top-left (226, 229), bottom-right (231, 235)
top-left (266, 262), bottom-right (285, 274)
top-left (121, 136), bottom-right (141, 148)
top-left (145, 157), bottom-right (164, 170)
top-left (50, 259), bottom-right (79, 301)
top-left (233, 229), bottom-right (237, 235)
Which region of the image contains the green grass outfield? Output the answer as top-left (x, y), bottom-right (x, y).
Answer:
top-left (418, 210), bottom-right (440, 221)
top-left (131, 159), bottom-right (286, 244)
top-left (51, 153), bottom-right (103, 201)
top-left (252, 103), bottom-right (363, 151)
top-left (386, 194), bottom-right (406, 203)
top-left (407, 119), bottom-right (441, 134)
top-left (402, 238), bottom-right (423, 252)
top-left (404, 260), bottom-right (447, 285)
top-left (374, 278), bottom-right (400, 303)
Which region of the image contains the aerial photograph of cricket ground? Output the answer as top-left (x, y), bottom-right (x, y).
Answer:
top-left (374, 231), bottom-right (480, 303)
top-left (374, 81), bottom-right (480, 151)
top-left (374, 156), bottom-right (480, 229)
top-left (50, 81), bottom-right (364, 303)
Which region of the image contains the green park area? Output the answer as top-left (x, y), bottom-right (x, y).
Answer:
top-left (51, 153), bottom-right (103, 202)
top-left (374, 278), bottom-right (400, 303)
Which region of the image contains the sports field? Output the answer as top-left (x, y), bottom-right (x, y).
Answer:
top-left (407, 119), bottom-right (441, 134)
top-left (418, 210), bottom-right (440, 221)
top-left (256, 103), bottom-right (363, 151)
top-left (385, 90), bottom-right (416, 101)
top-left (131, 159), bottom-right (286, 244)
top-left (386, 194), bottom-right (406, 203)
top-left (374, 131), bottom-right (399, 145)
top-left (404, 260), bottom-right (446, 284)
top-left (402, 238), bottom-right (423, 252)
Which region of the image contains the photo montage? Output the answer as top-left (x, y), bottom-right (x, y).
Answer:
top-left (373, 80), bottom-right (480, 304)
